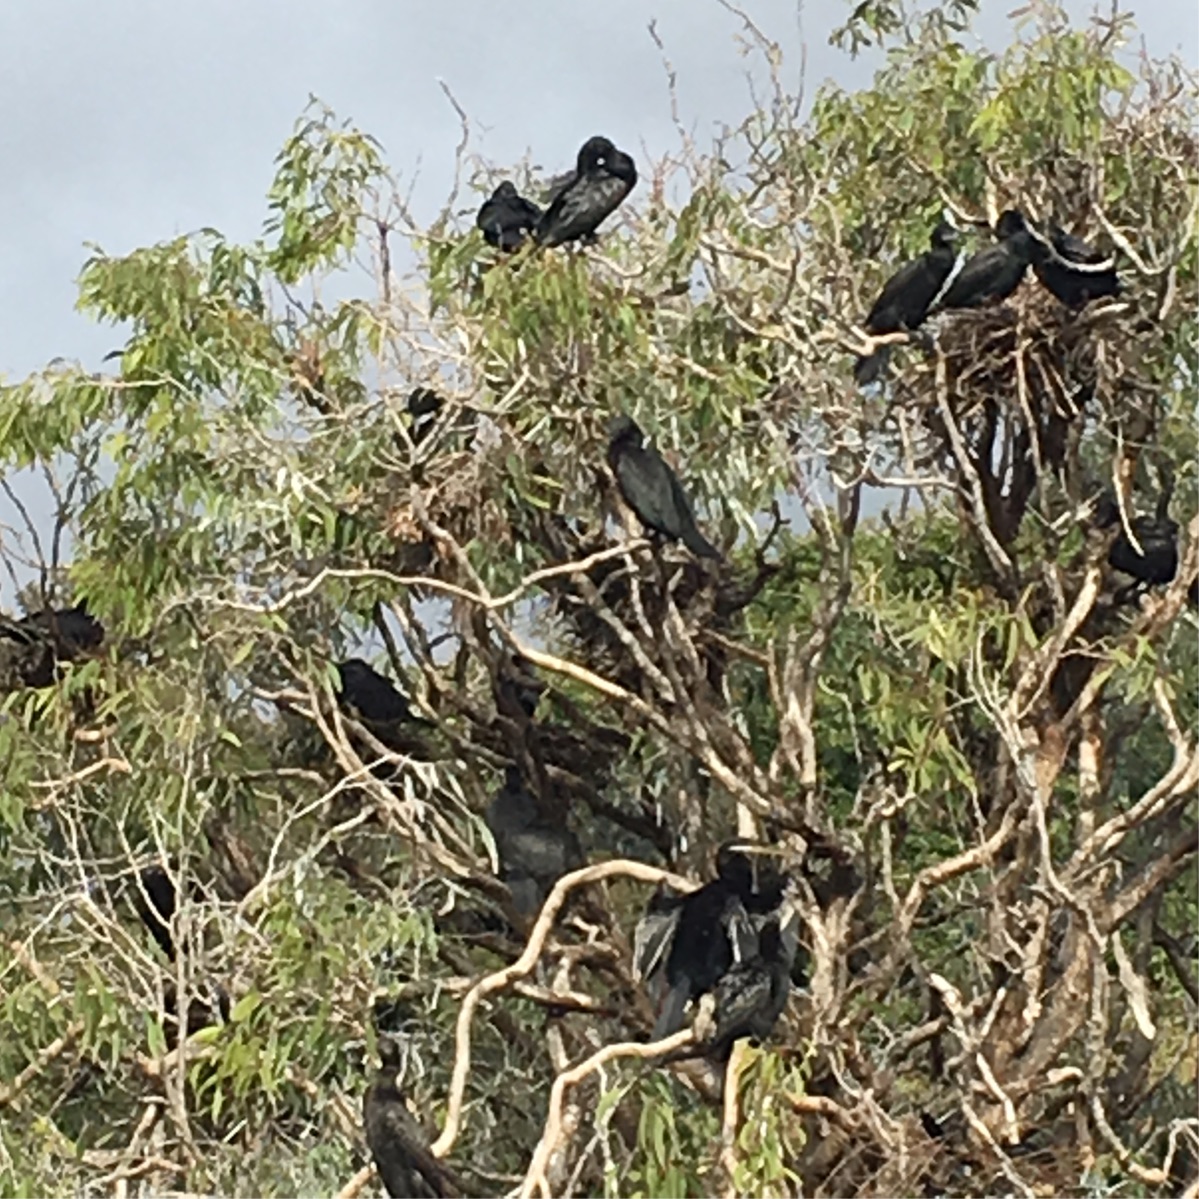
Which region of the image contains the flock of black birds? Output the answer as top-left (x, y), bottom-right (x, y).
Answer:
top-left (852, 206), bottom-right (1121, 383)
top-left (0, 135), bottom-right (1192, 1197)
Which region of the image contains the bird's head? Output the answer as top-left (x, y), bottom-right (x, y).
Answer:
top-left (994, 209), bottom-right (1029, 239)
top-left (578, 135), bottom-right (618, 172)
top-left (607, 413), bottom-right (643, 448)
top-left (406, 387), bottom-right (443, 419)
top-left (493, 180), bottom-right (519, 199)
top-left (335, 658), bottom-right (373, 692)
top-left (714, 839), bottom-right (786, 890)
top-left (931, 221), bottom-right (960, 249)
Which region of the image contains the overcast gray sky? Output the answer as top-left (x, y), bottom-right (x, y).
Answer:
top-left (1, 0), bottom-right (1194, 381)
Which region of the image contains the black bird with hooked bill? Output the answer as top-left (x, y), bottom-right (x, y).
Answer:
top-left (484, 765), bottom-right (583, 915)
top-left (935, 209), bottom-right (1047, 311)
top-left (1032, 222), bottom-right (1121, 308)
top-left (854, 221), bottom-right (960, 385)
top-left (634, 841), bottom-right (783, 1041)
top-left (536, 136), bottom-right (637, 248)
top-left (607, 415), bottom-right (721, 560)
top-left (476, 181), bottom-right (542, 253)
top-left (364, 1037), bottom-right (463, 1199)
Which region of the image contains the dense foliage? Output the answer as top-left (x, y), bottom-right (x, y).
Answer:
top-left (1, 3), bottom-right (1196, 1196)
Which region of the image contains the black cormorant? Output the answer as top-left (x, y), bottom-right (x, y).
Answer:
top-left (634, 842), bottom-right (781, 1040)
top-left (1033, 223), bottom-right (1120, 307)
top-left (476, 181), bottom-right (542, 253)
top-left (336, 658), bottom-right (431, 742)
top-left (1, 601), bottom-right (105, 690)
top-left (536, 136), bottom-right (637, 248)
top-left (854, 221), bottom-right (960, 384)
top-left (484, 766), bottom-right (583, 914)
top-left (607, 415), bottom-right (721, 560)
top-left (406, 388), bottom-right (443, 446)
top-left (133, 865), bottom-right (180, 960)
top-left (364, 1037), bottom-right (463, 1198)
top-left (710, 893), bottom-right (801, 1056)
top-left (935, 209), bottom-right (1046, 310)
top-left (1096, 492), bottom-right (1190, 599)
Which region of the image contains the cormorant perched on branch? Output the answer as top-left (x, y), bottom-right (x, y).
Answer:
top-left (133, 865), bottom-right (180, 960)
top-left (406, 388), bottom-right (443, 446)
top-left (0, 601), bottom-right (105, 690)
top-left (131, 864), bottom-right (230, 1042)
top-left (476, 181), bottom-right (542, 252)
top-left (634, 842), bottom-right (783, 1040)
top-left (536, 136), bottom-right (637, 248)
top-left (1096, 490), bottom-right (1194, 603)
top-left (710, 891), bottom-right (801, 1057)
top-left (853, 221), bottom-right (960, 384)
top-left (485, 766), bottom-right (583, 915)
top-left (607, 415), bottom-right (721, 560)
top-left (1033, 222), bottom-right (1120, 308)
top-left (336, 658), bottom-right (431, 743)
top-left (935, 209), bottom-right (1046, 310)
top-left (364, 1037), bottom-right (463, 1198)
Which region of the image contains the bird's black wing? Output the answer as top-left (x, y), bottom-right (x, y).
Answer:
top-left (666, 471), bottom-right (721, 560)
top-left (634, 890), bottom-right (684, 991)
top-left (864, 256), bottom-right (933, 331)
top-left (937, 243), bottom-right (1024, 309)
top-left (614, 446), bottom-right (679, 539)
top-left (537, 174), bottom-right (632, 248)
top-left (364, 1078), bottom-right (461, 1198)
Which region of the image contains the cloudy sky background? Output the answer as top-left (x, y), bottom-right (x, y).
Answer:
top-left (2, 0), bottom-right (1194, 379)
top-left (0, 1), bottom-right (1194, 603)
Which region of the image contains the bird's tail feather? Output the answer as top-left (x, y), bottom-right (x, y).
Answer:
top-left (652, 983), bottom-right (691, 1041)
top-left (684, 527), bottom-right (722, 560)
top-left (853, 345), bottom-right (891, 386)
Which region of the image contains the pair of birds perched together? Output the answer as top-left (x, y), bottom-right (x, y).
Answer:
top-left (475, 134), bottom-right (638, 251)
top-left (853, 207), bottom-right (1121, 383)
top-left (634, 841), bottom-right (801, 1056)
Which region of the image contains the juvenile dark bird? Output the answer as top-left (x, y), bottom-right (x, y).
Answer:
top-left (1033, 222), bottom-right (1120, 307)
top-left (476, 181), bottom-right (542, 252)
top-left (607, 415), bottom-right (721, 560)
top-left (485, 766), bottom-right (583, 914)
top-left (536, 136), bottom-right (637, 248)
top-left (336, 659), bottom-right (430, 737)
top-left (710, 892), bottom-right (801, 1057)
top-left (853, 221), bottom-right (960, 384)
top-left (635, 842), bottom-right (782, 1040)
top-left (364, 1038), bottom-right (463, 1199)
top-left (935, 209), bottom-right (1047, 311)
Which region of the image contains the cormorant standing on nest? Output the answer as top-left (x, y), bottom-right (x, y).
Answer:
top-left (476, 181), bottom-right (542, 252)
top-left (634, 841), bottom-right (783, 1040)
top-left (364, 1037), bottom-right (463, 1198)
top-left (607, 415), bottom-right (721, 561)
top-left (935, 209), bottom-right (1046, 310)
top-left (484, 765), bottom-right (583, 915)
top-left (536, 136), bottom-right (637, 247)
top-left (853, 221), bottom-right (960, 384)
top-left (1033, 223), bottom-right (1120, 308)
